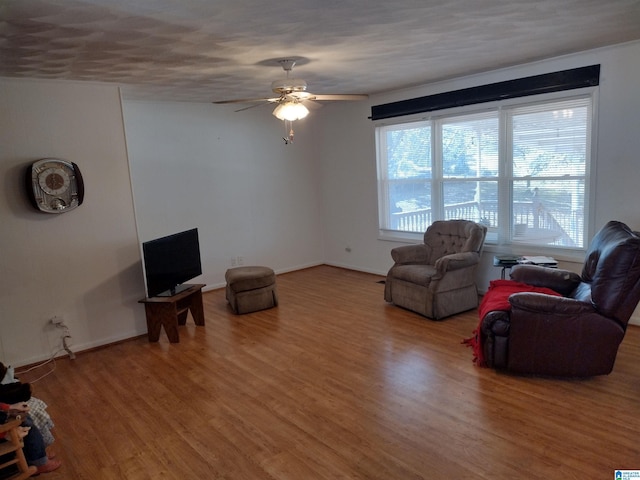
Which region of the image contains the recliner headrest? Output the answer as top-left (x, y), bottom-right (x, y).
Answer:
top-left (583, 220), bottom-right (640, 323)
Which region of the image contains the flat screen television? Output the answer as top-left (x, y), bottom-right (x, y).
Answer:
top-left (142, 228), bottom-right (202, 297)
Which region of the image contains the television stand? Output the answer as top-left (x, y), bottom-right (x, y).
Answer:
top-left (138, 283), bottom-right (205, 343)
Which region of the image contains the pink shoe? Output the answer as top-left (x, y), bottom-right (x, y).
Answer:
top-left (36, 458), bottom-right (62, 474)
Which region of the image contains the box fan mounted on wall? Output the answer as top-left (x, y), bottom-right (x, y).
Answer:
top-left (213, 58), bottom-right (368, 144)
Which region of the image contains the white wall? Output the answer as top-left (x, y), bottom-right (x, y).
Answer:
top-left (2, 40), bottom-right (639, 367)
top-left (0, 79), bottom-right (146, 366)
top-left (315, 100), bottom-right (382, 274)
top-left (122, 100), bottom-right (325, 290)
top-left (317, 40), bottom-right (640, 323)
top-left (318, 41), bottom-right (640, 284)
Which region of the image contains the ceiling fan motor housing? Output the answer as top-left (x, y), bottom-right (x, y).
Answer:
top-left (271, 78), bottom-right (307, 94)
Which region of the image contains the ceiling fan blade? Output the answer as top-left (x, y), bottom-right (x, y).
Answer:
top-left (301, 99), bottom-right (322, 110)
top-left (287, 92), bottom-right (368, 102)
top-left (233, 102), bottom-right (273, 113)
top-left (213, 97), bottom-right (279, 105)
top-left (310, 94), bottom-right (369, 101)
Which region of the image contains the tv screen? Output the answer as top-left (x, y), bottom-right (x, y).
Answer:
top-left (142, 228), bottom-right (202, 297)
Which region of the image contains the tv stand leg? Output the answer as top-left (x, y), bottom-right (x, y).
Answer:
top-left (190, 289), bottom-right (205, 326)
top-left (177, 309), bottom-right (189, 325)
top-left (139, 284), bottom-right (206, 343)
top-left (143, 303), bottom-right (180, 343)
top-left (144, 304), bottom-right (163, 342)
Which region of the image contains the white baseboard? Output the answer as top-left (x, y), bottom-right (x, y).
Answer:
top-left (323, 261), bottom-right (387, 277)
top-left (17, 329), bottom-right (145, 368)
top-left (202, 262), bottom-right (326, 292)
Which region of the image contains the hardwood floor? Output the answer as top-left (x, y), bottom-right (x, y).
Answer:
top-left (21, 265), bottom-right (640, 479)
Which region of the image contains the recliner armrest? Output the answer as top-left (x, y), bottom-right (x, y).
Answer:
top-left (482, 310), bottom-right (510, 336)
top-left (390, 244), bottom-right (432, 264)
top-left (509, 292), bottom-right (594, 314)
top-left (481, 310), bottom-right (511, 369)
top-left (434, 251), bottom-right (479, 274)
top-left (510, 265), bottom-right (582, 296)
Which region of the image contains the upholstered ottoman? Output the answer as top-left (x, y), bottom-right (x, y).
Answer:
top-left (225, 266), bottom-right (278, 314)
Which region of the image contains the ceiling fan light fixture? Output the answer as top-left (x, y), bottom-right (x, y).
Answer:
top-left (273, 102), bottom-right (309, 121)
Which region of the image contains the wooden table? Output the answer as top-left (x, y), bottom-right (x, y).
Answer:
top-left (138, 284), bottom-right (205, 343)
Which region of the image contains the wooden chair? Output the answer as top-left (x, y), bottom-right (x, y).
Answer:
top-left (0, 418), bottom-right (37, 479)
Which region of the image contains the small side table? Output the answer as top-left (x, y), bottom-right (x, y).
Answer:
top-left (493, 256), bottom-right (557, 279)
top-left (138, 284), bottom-right (205, 343)
top-left (493, 256), bottom-right (520, 279)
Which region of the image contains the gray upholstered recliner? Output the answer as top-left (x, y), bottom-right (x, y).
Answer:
top-left (384, 219), bottom-right (487, 319)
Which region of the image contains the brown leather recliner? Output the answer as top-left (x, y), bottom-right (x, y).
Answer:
top-left (482, 220), bottom-right (640, 377)
top-left (384, 219), bottom-right (487, 320)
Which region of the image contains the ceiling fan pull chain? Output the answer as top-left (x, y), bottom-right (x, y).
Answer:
top-left (282, 120), bottom-right (294, 144)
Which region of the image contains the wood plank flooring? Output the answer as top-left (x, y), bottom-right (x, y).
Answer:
top-left (19, 265), bottom-right (640, 479)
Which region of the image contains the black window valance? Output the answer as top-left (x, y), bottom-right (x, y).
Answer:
top-left (370, 64), bottom-right (600, 121)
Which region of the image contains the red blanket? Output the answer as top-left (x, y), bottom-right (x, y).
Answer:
top-left (463, 280), bottom-right (561, 367)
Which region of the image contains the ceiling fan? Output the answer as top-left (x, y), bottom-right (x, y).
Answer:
top-left (213, 59), bottom-right (368, 143)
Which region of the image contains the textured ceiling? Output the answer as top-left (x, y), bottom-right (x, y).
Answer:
top-left (1, 0), bottom-right (640, 103)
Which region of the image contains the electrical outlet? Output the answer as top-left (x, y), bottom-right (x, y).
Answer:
top-left (237, 256), bottom-right (244, 266)
top-left (231, 257), bottom-right (237, 266)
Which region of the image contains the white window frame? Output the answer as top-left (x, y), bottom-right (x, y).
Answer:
top-left (375, 87), bottom-right (597, 260)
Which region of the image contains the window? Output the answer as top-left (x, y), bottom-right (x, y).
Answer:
top-left (376, 94), bottom-right (593, 250)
